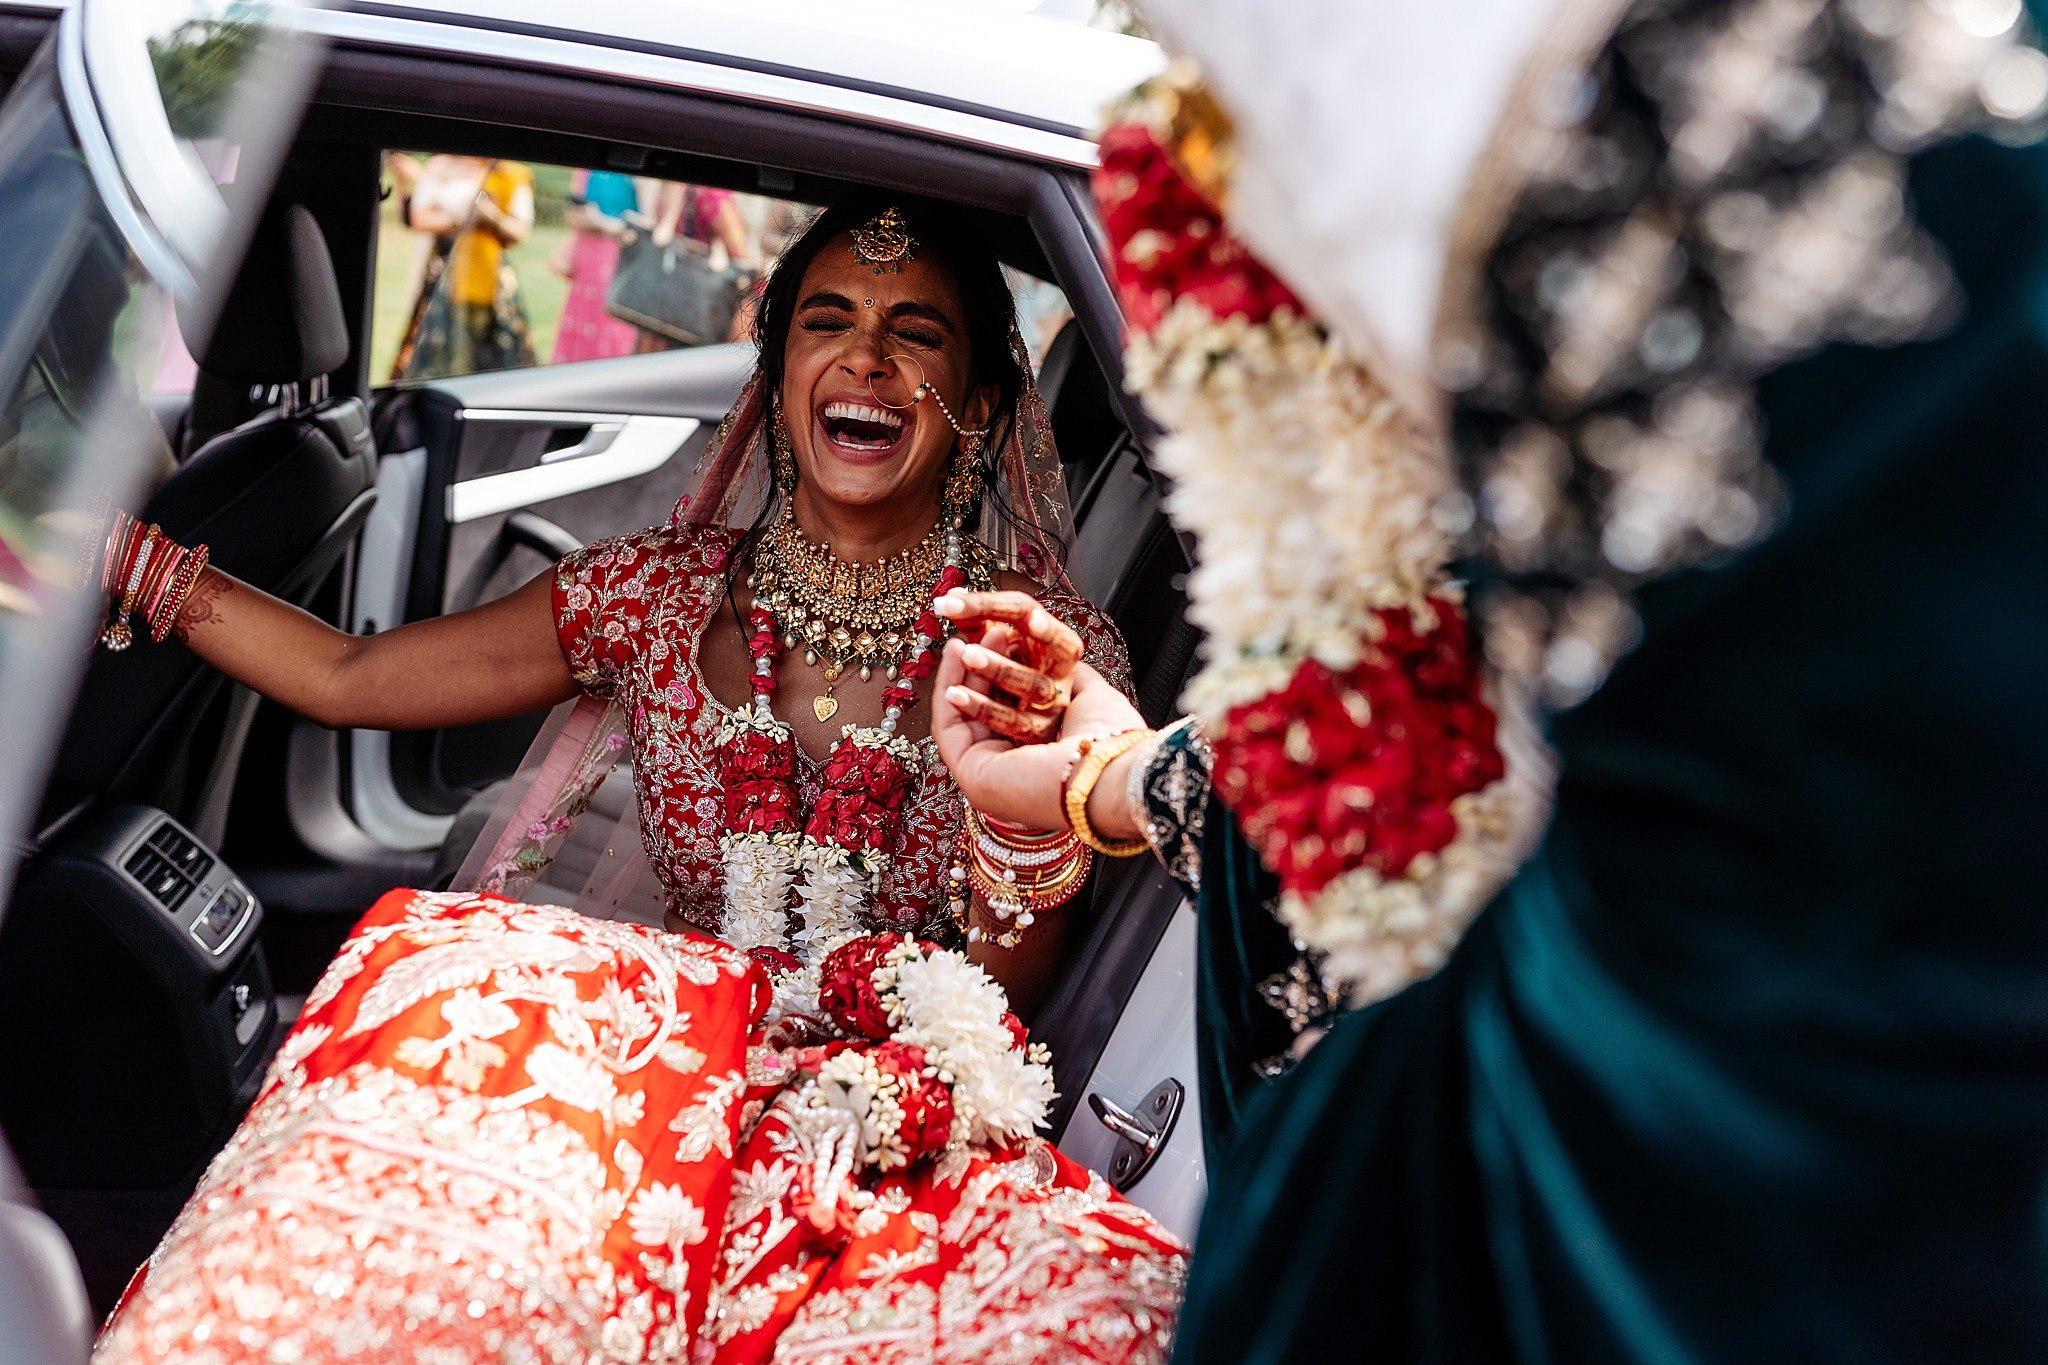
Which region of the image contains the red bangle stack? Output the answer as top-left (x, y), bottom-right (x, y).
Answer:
top-left (957, 809), bottom-right (1092, 950)
top-left (97, 510), bottom-right (211, 651)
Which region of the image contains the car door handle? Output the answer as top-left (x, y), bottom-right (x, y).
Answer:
top-left (537, 422), bottom-right (621, 465)
top-left (1088, 1078), bottom-right (1183, 1192)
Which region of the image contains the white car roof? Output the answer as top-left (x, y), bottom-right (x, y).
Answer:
top-left (377, 0), bottom-right (1166, 137)
top-left (15, 0), bottom-right (1163, 166)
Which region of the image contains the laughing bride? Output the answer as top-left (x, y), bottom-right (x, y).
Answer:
top-left (90, 196), bottom-right (1184, 1363)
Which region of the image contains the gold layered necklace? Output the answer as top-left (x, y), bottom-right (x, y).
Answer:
top-left (752, 504), bottom-right (983, 722)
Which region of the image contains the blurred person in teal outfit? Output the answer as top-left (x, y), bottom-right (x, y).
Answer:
top-left (936, 0), bottom-right (2048, 1358)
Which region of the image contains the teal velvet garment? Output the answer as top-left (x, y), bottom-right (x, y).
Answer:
top-left (1172, 114), bottom-right (2048, 1365)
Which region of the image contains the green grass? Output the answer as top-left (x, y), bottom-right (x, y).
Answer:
top-left (368, 193), bottom-right (575, 384)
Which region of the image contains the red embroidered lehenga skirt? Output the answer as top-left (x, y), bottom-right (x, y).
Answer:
top-left (95, 891), bottom-right (1186, 1363)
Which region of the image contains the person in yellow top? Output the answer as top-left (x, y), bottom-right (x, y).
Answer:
top-left (385, 153), bottom-right (537, 379)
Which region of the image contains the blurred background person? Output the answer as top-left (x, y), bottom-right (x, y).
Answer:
top-left (547, 167), bottom-right (642, 364)
top-left (387, 153), bottom-right (537, 379)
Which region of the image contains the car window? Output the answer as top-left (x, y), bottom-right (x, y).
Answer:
top-left (369, 154), bottom-right (1076, 384)
top-left (0, 0), bottom-right (321, 904)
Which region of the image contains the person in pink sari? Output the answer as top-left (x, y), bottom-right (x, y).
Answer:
top-left (551, 169), bottom-right (645, 364)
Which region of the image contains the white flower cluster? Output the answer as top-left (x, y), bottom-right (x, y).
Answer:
top-left (808, 1049), bottom-right (918, 1171)
top-left (1122, 296), bottom-right (1547, 1009)
top-left (874, 944), bottom-right (1054, 1150)
top-left (793, 843), bottom-right (874, 961)
top-left (710, 718), bottom-right (905, 971)
top-left (1127, 302), bottom-right (1452, 722)
top-left (718, 833), bottom-right (796, 954)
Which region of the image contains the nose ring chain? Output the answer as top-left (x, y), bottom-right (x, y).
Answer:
top-left (868, 353), bottom-right (987, 440)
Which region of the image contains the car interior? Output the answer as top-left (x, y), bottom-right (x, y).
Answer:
top-left (0, 25), bottom-right (1203, 1313)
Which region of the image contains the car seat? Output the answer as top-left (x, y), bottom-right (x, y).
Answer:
top-left (44, 202), bottom-right (377, 843)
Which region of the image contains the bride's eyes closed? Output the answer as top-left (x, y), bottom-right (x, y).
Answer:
top-left (797, 312), bottom-right (949, 352)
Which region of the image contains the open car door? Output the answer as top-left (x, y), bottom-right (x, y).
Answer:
top-left (0, 1), bottom-right (325, 1354)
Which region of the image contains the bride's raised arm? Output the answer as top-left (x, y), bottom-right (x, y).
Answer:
top-left (136, 548), bottom-right (578, 731)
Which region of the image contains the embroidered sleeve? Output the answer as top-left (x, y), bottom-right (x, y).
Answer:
top-left (551, 528), bottom-right (671, 700)
top-left (1039, 590), bottom-right (1134, 701)
top-left (1129, 716), bottom-right (1212, 895)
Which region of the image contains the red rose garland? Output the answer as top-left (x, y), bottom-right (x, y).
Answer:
top-left (716, 554), bottom-right (967, 965)
top-left (1214, 600), bottom-right (1506, 904)
top-left (817, 932), bottom-right (907, 1041)
top-left (1095, 78), bottom-right (1530, 1006)
top-left (787, 932), bottom-right (1055, 1222)
top-left (1096, 120), bottom-right (1303, 333)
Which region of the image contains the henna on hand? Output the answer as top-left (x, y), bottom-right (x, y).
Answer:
top-left (959, 643), bottom-right (1069, 710)
top-left (943, 683), bottom-right (1058, 745)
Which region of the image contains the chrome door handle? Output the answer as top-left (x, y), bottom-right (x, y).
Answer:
top-left (1088, 1078), bottom-right (1184, 1192)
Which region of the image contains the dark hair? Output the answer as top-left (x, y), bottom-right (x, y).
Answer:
top-left (725, 192), bottom-right (1054, 598)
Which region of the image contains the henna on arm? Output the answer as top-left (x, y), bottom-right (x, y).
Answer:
top-left (170, 568), bottom-right (232, 643)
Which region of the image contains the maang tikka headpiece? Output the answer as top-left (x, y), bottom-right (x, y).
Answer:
top-left (850, 205), bottom-right (917, 273)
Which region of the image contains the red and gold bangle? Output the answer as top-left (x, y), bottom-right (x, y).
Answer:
top-left (150, 544), bottom-right (208, 644)
top-left (959, 808), bottom-right (1091, 947)
top-left (137, 539), bottom-right (179, 624)
top-left (103, 523), bottom-right (160, 652)
top-left (102, 512), bottom-right (142, 596)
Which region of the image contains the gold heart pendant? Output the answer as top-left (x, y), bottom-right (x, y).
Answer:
top-left (812, 694), bottom-right (839, 723)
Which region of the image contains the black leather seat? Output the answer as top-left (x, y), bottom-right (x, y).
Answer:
top-left (45, 202), bottom-right (377, 837)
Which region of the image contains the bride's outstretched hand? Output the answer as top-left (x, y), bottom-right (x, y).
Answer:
top-left (932, 589), bottom-right (1082, 745)
top-left (934, 653), bottom-right (1148, 831)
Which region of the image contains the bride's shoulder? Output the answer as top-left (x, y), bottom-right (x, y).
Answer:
top-left (561, 522), bottom-right (741, 584)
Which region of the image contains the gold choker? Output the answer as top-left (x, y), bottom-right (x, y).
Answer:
top-left (753, 507), bottom-right (943, 684)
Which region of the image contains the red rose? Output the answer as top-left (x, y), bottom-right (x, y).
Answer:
top-left (750, 945), bottom-right (803, 978)
top-left (1214, 600), bottom-right (1504, 898)
top-left (818, 934), bottom-right (907, 1040)
top-left (1093, 120), bottom-right (1304, 334)
top-left (868, 1041), bottom-right (955, 1162)
top-left (999, 1011), bottom-right (1030, 1053)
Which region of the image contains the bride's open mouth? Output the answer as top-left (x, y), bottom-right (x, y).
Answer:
top-left (816, 399), bottom-right (909, 464)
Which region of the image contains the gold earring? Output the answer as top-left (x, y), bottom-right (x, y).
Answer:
top-left (944, 434), bottom-right (985, 528)
top-left (771, 407), bottom-right (797, 492)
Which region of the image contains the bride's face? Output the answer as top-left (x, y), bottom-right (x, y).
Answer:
top-left (779, 231), bottom-right (993, 522)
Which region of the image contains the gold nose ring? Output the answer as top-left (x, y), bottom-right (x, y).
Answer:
top-left (867, 353), bottom-right (988, 440)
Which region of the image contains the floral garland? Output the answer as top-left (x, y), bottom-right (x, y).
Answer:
top-left (1096, 77), bottom-right (1536, 1007)
top-left (714, 563), bottom-right (965, 974)
top-left (776, 932), bottom-right (1056, 1226)
top-left (699, 530), bottom-right (1054, 1197)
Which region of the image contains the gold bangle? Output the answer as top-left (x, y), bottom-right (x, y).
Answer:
top-left (1062, 727), bottom-right (1152, 857)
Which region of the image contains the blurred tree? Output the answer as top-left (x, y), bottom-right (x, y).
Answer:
top-left (1091, 0), bottom-right (1149, 38)
top-left (147, 15), bottom-right (258, 140)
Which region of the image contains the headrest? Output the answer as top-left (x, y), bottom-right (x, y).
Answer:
top-left (179, 202), bottom-right (348, 386)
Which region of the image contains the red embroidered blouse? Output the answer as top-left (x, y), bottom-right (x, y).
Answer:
top-left (552, 524), bottom-right (1129, 944)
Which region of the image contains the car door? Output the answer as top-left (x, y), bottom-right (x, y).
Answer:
top-left (0, 1), bottom-right (327, 1352)
top-left (327, 159), bottom-right (809, 845)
